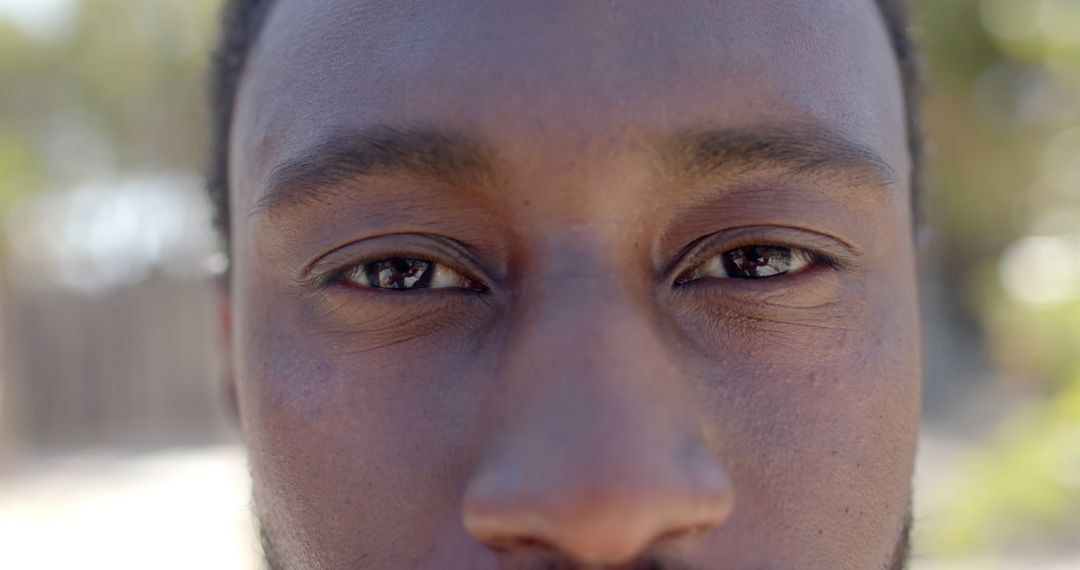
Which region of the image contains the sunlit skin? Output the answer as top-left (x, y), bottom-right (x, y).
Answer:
top-left (224, 1), bottom-right (921, 568)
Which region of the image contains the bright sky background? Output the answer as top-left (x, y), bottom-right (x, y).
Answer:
top-left (0, 0), bottom-right (76, 41)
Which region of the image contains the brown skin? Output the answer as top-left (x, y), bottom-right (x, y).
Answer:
top-left (224, 1), bottom-right (920, 568)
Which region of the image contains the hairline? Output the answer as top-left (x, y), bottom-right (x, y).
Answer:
top-left (208, 0), bottom-right (923, 249)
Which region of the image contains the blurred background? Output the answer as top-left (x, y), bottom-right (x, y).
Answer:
top-left (0, 0), bottom-right (1077, 568)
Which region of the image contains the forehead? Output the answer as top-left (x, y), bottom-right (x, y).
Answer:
top-left (232, 0), bottom-right (906, 209)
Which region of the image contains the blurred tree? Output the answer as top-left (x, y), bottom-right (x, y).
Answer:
top-left (0, 0), bottom-right (1078, 561)
top-left (913, 0), bottom-right (1080, 558)
top-left (0, 0), bottom-right (218, 215)
top-left (0, 0), bottom-right (221, 461)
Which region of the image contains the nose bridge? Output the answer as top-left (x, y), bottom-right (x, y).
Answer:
top-left (498, 226), bottom-right (681, 440)
top-left (463, 271), bottom-right (734, 564)
top-left (499, 250), bottom-right (683, 433)
top-left (506, 300), bottom-right (672, 461)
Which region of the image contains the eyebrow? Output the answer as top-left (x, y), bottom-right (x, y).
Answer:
top-left (251, 123), bottom-right (896, 216)
top-left (251, 125), bottom-right (494, 214)
top-left (660, 125), bottom-right (897, 189)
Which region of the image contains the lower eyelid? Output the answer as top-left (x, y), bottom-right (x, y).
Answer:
top-left (681, 247), bottom-right (825, 284)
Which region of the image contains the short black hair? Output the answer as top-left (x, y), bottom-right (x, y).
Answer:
top-left (208, 0), bottom-right (923, 246)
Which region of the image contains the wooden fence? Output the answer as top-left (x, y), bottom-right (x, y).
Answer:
top-left (2, 273), bottom-right (233, 454)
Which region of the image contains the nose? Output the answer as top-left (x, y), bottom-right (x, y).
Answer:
top-left (462, 299), bottom-right (734, 565)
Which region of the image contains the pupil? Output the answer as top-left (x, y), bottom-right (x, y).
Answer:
top-left (722, 247), bottom-right (790, 279)
top-left (367, 258), bottom-right (433, 289)
top-left (746, 248), bottom-right (768, 266)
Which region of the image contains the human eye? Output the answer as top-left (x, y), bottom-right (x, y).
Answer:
top-left (676, 245), bottom-right (816, 283)
top-left (341, 257), bottom-right (486, 291)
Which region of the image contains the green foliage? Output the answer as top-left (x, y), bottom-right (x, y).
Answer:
top-left (1, 0), bottom-right (1078, 559)
top-left (0, 0), bottom-right (219, 217)
top-left (913, 0), bottom-right (1080, 557)
top-left (923, 375), bottom-right (1080, 555)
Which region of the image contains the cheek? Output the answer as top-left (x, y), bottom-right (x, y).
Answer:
top-left (234, 284), bottom-right (496, 567)
top-left (677, 266), bottom-right (920, 561)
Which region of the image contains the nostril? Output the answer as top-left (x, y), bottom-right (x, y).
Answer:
top-left (462, 439), bottom-right (736, 564)
top-left (464, 485), bottom-right (733, 566)
top-left (501, 536), bottom-right (561, 556)
top-left (653, 520), bottom-right (719, 546)
top-left (514, 537), bottom-right (555, 550)
top-left (480, 534), bottom-right (552, 554)
top-left (462, 491), bottom-right (558, 553)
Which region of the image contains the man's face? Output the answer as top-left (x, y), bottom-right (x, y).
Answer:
top-left (227, 1), bottom-right (920, 568)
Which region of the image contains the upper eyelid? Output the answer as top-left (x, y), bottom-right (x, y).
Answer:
top-left (301, 234), bottom-right (490, 289)
top-left (333, 254), bottom-right (476, 289)
top-left (664, 226), bottom-right (859, 282)
top-left (344, 259), bottom-right (474, 291)
top-left (688, 239), bottom-right (826, 268)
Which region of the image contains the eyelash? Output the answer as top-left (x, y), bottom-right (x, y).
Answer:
top-left (310, 229), bottom-right (848, 295)
top-left (322, 249), bottom-right (833, 296)
top-left (671, 237), bottom-right (845, 287)
top-left (319, 253), bottom-right (487, 293)
top-left (688, 246), bottom-right (831, 281)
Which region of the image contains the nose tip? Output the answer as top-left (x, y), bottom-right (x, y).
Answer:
top-left (463, 453), bottom-right (735, 564)
top-left (464, 289), bottom-right (735, 564)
